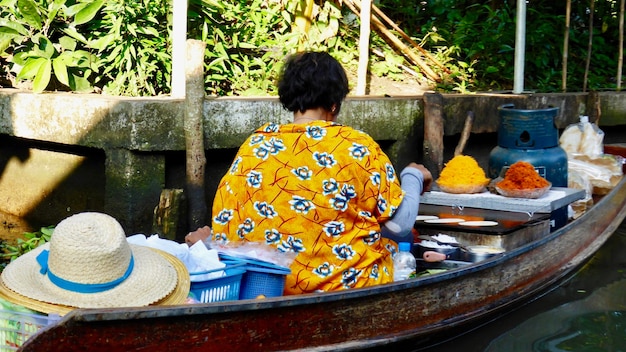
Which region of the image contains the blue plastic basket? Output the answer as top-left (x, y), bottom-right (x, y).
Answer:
top-left (219, 256), bottom-right (290, 300)
top-left (189, 260), bottom-right (246, 303)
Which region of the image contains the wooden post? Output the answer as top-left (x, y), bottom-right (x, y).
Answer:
top-left (454, 111), bottom-right (474, 157)
top-left (423, 92), bottom-right (444, 180)
top-left (185, 39), bottom-right (208, 231)
top-left (587, 90), bottom-right (602, 125)
top-left (153, 189), bottom-right (187, 241)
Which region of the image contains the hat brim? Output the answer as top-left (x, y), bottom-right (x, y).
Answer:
top-left (0, 246), bottom-right (189, 315)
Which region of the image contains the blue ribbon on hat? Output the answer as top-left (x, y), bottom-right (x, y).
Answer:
top-left (36, 249), bottom-right (135, 294)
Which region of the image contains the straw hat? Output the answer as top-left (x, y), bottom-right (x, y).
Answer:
top-left (0, 212), bottom-right (187, 313)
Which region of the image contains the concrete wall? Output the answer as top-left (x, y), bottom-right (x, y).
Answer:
top-left (0, 89), bottom-right (624, 240)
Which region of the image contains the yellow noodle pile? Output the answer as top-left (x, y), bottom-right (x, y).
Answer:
top-left (437, 155), bottom-right (490, 187)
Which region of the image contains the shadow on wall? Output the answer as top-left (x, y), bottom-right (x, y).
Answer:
top-left (0, 91), bottom-right (244, 242)
top-left (0, 134), bottom-right (106, 231)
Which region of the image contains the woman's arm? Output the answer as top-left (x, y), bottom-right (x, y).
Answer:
top-left (381, 164), bottom-right (432, 244)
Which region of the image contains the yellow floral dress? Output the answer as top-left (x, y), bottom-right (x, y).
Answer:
top-left (211, 121), bottom-right (405, 294)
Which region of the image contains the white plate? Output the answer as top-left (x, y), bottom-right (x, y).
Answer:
top-left (424, 218), bottom-right (465, 224)
top-left (459, 221), bottom-right (499, 227)
top-left (416, 215), bottom-right (439, 221)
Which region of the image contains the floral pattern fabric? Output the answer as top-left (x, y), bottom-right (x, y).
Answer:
top-left (211, 121), bottom-right (405, 294)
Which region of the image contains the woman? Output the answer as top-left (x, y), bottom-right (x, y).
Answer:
top-left (188, 51), bottom-right (432, 294)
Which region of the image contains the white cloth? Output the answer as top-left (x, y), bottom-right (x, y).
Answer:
top-left (127, 234), bottom-right (225, 281)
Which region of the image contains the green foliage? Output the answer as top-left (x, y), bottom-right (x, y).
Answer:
top-left (187, 0), bottom-right (373, 96)
top-left (188, 0), bottom-right (294, 96)
top-left (0, 0), bottom-right (102, 93)
top-left (370, 51), bottom-right (405, 81)
top-left (85, 0), bottom-right (171, 96)
top-left (0, 0), bottom-right (171, 96)
top-left (0, 226), bottom-right (53, 272)
top-left (381, 0), bottom-right (623, 93)
top-left (0, 0), bottom-right (410, 96)
top-left (1, 0), bottom-right (623, 95)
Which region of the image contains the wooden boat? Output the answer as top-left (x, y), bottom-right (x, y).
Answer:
top-left (17, 141), bottom-right (626, 351)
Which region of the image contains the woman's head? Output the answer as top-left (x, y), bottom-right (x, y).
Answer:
top-left (278, 51), bottom-right (349, 116)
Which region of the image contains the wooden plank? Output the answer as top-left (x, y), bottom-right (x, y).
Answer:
top-left (423, 92), bottom-right (444, 179)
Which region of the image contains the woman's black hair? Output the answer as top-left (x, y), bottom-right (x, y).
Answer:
top-left (277, 51), bottom-right (350, 115)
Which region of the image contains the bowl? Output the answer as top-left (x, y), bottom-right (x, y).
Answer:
top-left (460, 245), bottom-right (505, 262)
top-left (495, 182), bottom-right (552, 199)
top-left (436, 182), bottom-right (489, 194)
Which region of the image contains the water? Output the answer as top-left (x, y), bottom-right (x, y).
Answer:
top-left (420, 219), bottom-right (626, 352)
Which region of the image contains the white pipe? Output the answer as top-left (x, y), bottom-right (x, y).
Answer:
top-left (356, 0), bottom-right (371, 95)
top-left (171, 0), bottom-right (188, 98)
top-left (513, 0), bottom-right (526, 94)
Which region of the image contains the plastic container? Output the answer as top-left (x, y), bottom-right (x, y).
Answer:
top-left (219, 254), bottom-right (291, 300)
top-left (393, 242), bottom-right (417, 281)
top-left (189, 260), bottom-right (246, 303)
top-left (0, 308), bottom-right (60, 350)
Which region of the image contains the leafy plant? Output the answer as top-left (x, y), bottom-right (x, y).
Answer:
top-left (84, 0), bottom-right (172, 96)
top-left (2, 0), bottom-right (623, 95)
top-left (187, 0), bottom-right (289, 96)
top-left (379, 0), bottom-right (623, 93)
top-left (0, 0), bottom-right (102, 93)
top-left (1, 0), bottom-right (171, 96)
top-left (0, 226), bottom-right (53, 271)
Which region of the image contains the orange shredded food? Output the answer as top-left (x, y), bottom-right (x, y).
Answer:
top-left (437, 155), bottom-right (490, 187)
top-left (497, 161), bottom-right (549, 190)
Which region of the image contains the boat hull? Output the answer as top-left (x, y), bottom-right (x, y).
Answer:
top-left (19, 176), bottom-right (626, 352)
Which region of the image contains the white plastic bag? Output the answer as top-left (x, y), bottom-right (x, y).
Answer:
top-left (127, 234), bottom-right (225, 281)
top-left (568, 154), bottom-right (624, 194)
top-left (209, 241), bottom-right (297, 269)
top-left (560, 116), bottom-right (604, 157)
top-left (567, 168), bottom-right (594, 219)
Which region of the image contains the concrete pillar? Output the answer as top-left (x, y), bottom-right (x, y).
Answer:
top-left (104, 148), bottom-right (165, 234)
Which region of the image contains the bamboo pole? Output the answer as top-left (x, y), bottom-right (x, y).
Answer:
top-left (344, 0), bottom-right (440, 82)
top-left (562, 0), bottom-right (571, 92)
top-left (294, 0), bottom-right (315, 50)
top-left (583, 0), bottom-right (595, 92)
top-left (370, 4), bottom-right (451, 75)
top-left (356, 0), bottom-right (372, 95)
top-left (618, 0), bottom-right (624, 91)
